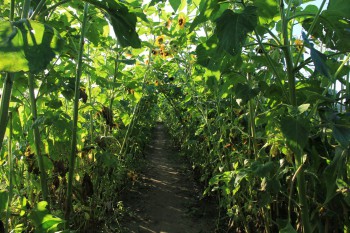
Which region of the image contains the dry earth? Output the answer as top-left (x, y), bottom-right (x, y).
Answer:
top-left (121, 123), bottom-right (216, 233)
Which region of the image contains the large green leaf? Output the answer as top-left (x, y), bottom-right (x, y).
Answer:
top-left (323, 147), bottom-right (347, 204)
top-left (302, 0), bottom-right (350, 52)
top-left (190, 0), bottom-right (220, 31)
top-left (332, 113), bottom-right (350, 148)
top-left (254, 0), bottom-right (279, 24)
top-left (29, 201), bottom-right (64, 232)
top-left (84, 0), bottom-right (141, 48)
top-left (215, 7), bottom-right (257, 56)
top-left (280, 116), bottom-right (309, 154)
top-left (169, 0), bottom-right (181, 12)
top-left (302, 32), bottom-right (331, 78)
top-left (327, 0), bottom-right (350, 18)
top-left (196, 34), bottom-right (243, 71)
top-left (0, 19), bottom-right (63, 73)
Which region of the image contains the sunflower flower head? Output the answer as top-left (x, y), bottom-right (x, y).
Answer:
top-left (156, 35), bottom-right (165, 46)
top-left (178, 13), bottom-right (186, 29)
top-left (295, 39), bottom-right (303, 51)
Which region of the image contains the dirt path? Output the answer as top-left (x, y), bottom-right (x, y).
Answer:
top-left (122, 123), bottom-right (215, 233)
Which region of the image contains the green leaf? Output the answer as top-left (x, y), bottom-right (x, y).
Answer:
top-left (234, 83), bottom-right (259, 104)
top-left (215, 7), bottom-right (257, 56)
top-left (280, 116), bottom-right (309, 154)
top-left (302, 32), bottom-right (331, 78)
top-left (252, 161), bottom-right (275, 177)
top-left (196, 35), bottom-right (243, 71)
top-left (45, 99), bottom-right (63, 109)
top-left (84, 0), bottom-right (141, 48)
top-left (0, 19), bottom-right (63, 73)
top-left (327, 0), bottom-right (350, 18)
top-left (169, 0), bottom-right (181, 12)
top-left (297, 103), bottom-right (310, 113)
top-left (85, 16), bottom-right (108, 46)
top-left (29, 201), bottom-right (64, 232)
top-left (190, 0), bottom-right (220, 31)
top-left (302, 3), bottom-right (350, 52)
top-left (323, 147), bottom-right (347, 204)
top-left (332, 113), bottom-right (350, 148)
top-left (0, 190), bottom-right (8, 216)
top-left (279, 222), bottom-right (298, 233)
top-left (254, 0), bottom-right (279, 24)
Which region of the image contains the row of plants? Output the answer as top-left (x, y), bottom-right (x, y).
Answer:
top-left (0, 0), bottom-right (349, 232)
top-left (0, 0), bottom-right (163, 231)
top-left (154, 0), bottom-right (350, 232)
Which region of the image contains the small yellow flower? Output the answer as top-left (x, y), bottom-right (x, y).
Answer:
top-left (295, 39), bottom-right (303, 51)
top-left (156, 35), bottom-right (165, 46)
top-left (178, 13), bottom-right (186, 29)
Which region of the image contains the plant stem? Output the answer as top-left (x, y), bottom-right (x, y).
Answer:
top-left (0, 73), bottom-right (14, 152)
top-left (10, 0), bottom-right (15, 20)
top-left (280, 0), bottom-right (296, 106)
top-left (28, 73), bottom-right (49, 202)
top-left (30, 0), bottom-right (47, 19)
top-left (5, 112), bottom-right (13, 232)
top-left (21, 0), bottom-right (31, 19)
top-left (65, 2), bottom-right (89, 227)
top-left (247, 73), bottom-right (258, 158)
top-left (280, 1), bottom-right (311, 232)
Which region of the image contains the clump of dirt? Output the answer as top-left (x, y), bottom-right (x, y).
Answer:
top-left (121, 123), bottom-right (216, 233)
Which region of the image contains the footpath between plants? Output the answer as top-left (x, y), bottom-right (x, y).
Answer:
top-left (121, 123), bottom-right (215, 233)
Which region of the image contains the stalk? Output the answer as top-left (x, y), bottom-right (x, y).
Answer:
top-left (280, 0), bottom-right (312, 231)
top-left (21, 0), bottom-right (31, 19)
top-left (10, 0), bottom-right (15, 20)
top-left (65, 2), bottom-right (89, 227)
top-left (87, 45), bottom-right (94, 144)
top-left (5, 112), bottom-right (13, 232)
top-left (30, 0), bottom-right (47, 19)
top-left (246, 73), bottom-right (258, 158)
top-left (28, 73), bottom-right (49, 202)
top-left (0, 73), bottom-right (14, 152)
top-left (109, 54), bottom-right (120, 111)
top-left (248, 98), bottom-right (258, 158)
top-left (280, 0), bottom-right (296, 106)
top-left (119, 100), bottom-right (141, 157)
top-left (347, 60), bottom-right (350, 112)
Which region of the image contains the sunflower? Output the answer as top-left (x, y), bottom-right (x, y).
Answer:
top-left (151, 49), bottom-right (158, 56)
top-left (156, 35), bottom-right (165, 46)
top-left (295, 39), bottom-right (303, 51)
top-left (178, 13), bottom-right (186, 29)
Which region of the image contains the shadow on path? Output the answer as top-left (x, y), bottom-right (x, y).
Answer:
top-left (122, 123), bottom-right (215, 233)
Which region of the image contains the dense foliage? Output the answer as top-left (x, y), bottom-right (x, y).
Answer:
top-left (0, 0), bottom-right (349, 232)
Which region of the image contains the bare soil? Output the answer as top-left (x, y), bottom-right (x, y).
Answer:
top-left (121, 123), bottom-right (216, 233)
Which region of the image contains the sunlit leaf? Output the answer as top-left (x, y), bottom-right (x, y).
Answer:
top-left (84, 0), bottom-right (141, 48)
top-left (254, 0), bottom-right (279, 24)
top-left (0, 20), bottom-right (63, 73)
top-left (302, 1), bottom-right (350, 52)
top-left (190, 0), bottom-right (220, 31)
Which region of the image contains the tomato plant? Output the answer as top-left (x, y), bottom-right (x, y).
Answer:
top-left (0, 0), bottom-right (349, 232)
